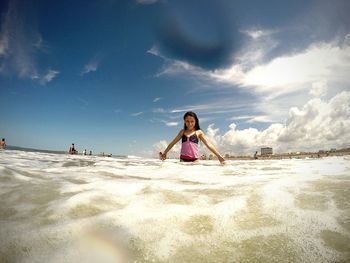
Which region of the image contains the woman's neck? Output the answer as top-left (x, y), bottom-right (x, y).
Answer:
top-left (186, 128), bottom-right (195, 133)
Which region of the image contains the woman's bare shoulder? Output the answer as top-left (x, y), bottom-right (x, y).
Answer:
top-left (197, 129), bottom-right (204, 136)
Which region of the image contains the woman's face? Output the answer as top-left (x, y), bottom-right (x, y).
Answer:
top-left (184, 116), bottom-right (196, 130)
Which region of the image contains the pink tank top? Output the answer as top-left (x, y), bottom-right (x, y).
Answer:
top-left (180, 131), bottom-right (199, 160)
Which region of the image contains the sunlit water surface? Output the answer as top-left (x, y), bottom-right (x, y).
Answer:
top-left (0, 150), bottom-right (349, 263)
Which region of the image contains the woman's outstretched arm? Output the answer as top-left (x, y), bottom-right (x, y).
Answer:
top-left (159, 129), bottom-right (184, 160)
top-left (198, 130), bottom-right (225, 164)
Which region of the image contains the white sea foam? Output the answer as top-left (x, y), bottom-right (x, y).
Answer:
top-left (0, 149), bottom-right (349, 263)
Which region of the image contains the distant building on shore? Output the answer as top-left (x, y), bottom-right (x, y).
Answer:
top-left (261, 147), bottom-right (273, 155)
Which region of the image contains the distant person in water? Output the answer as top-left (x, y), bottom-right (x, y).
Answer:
top-left (89, 150), bottom-right (92, 156)
top-left (0, 138), bottom-right (6, 149)
top-left (69, 143), bottom-right (77, 154)
top-left (83, 149), bottom-right (87, 155)
top-left (254, 151), bottom-right (258, 160)
top-left (159, 111), bottom-right (225, 164)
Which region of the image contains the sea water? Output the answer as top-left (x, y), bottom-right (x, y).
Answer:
top-left (0, 150), bottom-right (349, 263)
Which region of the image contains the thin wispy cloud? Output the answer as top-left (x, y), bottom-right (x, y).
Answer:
top-left (0, 0), bottom-right (37, 78)
top-left (0, 0), bottom-right (56, 85)
top-left (151, 117), bottom-right (179, 127)
top-left (158, 60), bottom-right (201, 77)
top-left (147, 46), bottom-right (160, 56)
top-left (163, 121), bottom-right (178, 127)
top-left (153, 97), bottom-right (162, 102)
top-left (81, 57), bottom-right (100, 75)
top-left (241, 28), bottom-right (278, 39)
top-left (170, 102), bottom-right (249, 114)
top-left (40, 69), bottom-right (59, 85)
top-left (170, 104), bottom-right (215, 113)
top-left (152, 107), bottom-right (166, 113)
top-left (229, 115), bottom-right (275, 123)
top-left (77, 97), bottom-right (89, 106)
top-left (246, 115), bottom-right (276, 123)
top-left (136, 0), bottom-right (159, 5)
top-left (131, 112), bottom-right (143, 117)
top-left (147, 46), bottom-right (203, 77)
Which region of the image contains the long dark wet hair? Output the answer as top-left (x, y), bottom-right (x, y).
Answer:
top-left (183, 111), bottom-right (201, 131)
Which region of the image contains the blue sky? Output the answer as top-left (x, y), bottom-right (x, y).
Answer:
top-left (1, 0), bottom-right (350, 156)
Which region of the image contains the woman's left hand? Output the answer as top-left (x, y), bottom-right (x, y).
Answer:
top-left (218, 156), bottom-right (226, 165)
top-left (159, 152), bottom-right (167, 161)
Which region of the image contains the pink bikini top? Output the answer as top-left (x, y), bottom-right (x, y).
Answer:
top-left (180, 131), bottom-right (199, 159)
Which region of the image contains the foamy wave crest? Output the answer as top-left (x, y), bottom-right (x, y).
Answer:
top-left (0, 149), bottom-right (349, 262)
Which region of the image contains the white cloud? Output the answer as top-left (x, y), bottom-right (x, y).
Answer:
top-left (309, 80), bottom-right (328, 97)
top-left (229, 115), bottom-right (275, 123)
top-left (157, 60), bottom-right (201, 77)
top-left (153, 31), bottom-right (350, 97)
top-left (154, 91), bottom-right (350, 156)
top-left (170, 103), bottom-right (213, 113)
top-left (153, 97), bottom-right (162, 102)
top-left (40, 69), bottom-right (59, 84)
top-left (246, 115), bottom-right (276, 123)
top-left (212, 40), bottom-right (350, 95)
top-left (152, 33), bottom-right (350, 125)
top-left (153, 107), bottom-right (166, 113)
top-left (0, 0), bottom-right (54, 84)
top-left (164, 121), bottom-right (179, 127)
top-left (153, 140), bottom-right (181, 159)
top-left (154, 117), bottom-right (180, 127)
top-left (215, 91), bottom-right (350, 155)
top-left (241, 28), bottom-right (278, 39)
top-left (136, 0), bottom-right (159, 5)
top-left (0, 1), bottom-right (37, 78)
top-left (147, 46), bottom-right (161, 56)
top-left (170, 101), bottom-right (251, 116)
top-left (81, 59), bottom-right (99, 75)
top-left (131, 112), bottom-right (143, 117)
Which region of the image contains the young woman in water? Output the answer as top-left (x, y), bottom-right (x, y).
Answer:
top-left (159, 111), bottom-right (225, 164)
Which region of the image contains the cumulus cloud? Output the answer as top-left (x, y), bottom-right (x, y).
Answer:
top-left (154, 91), bottom-right (350, 156)
top-left (153, 140), bottom-right (181, 158)
top-left (309, 80), bottom-right (328, 97)
top-left (211, 91), bottom-right (350, 155)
